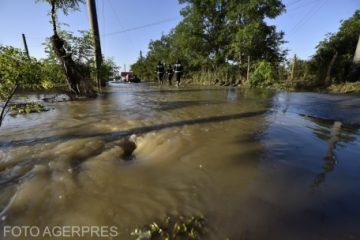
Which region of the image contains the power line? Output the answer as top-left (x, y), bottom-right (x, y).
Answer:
top-left (105, 0), bottom-right (125, 29)
top-left (104, 0), bottom-right (135, 51)
top-left (103, 17), bottom-right (180, 36)
top-left (287, 0), bottom-right (319, 11)
top-left (289, 0), bottom-right (327, 34)
top-left (287, 0), bottom-right (305, 7)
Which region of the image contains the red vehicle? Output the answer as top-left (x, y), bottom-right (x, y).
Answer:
top-left (121, 72), bottom-right (141, 83)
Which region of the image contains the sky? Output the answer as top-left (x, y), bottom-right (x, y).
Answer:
top-left (0, 0), bottom-right (359, 71)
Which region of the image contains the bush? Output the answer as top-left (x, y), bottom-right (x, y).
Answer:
top-left (248, 60), bottom-right (277, 87)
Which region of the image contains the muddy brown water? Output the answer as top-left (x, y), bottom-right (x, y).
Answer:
top-left (0, 83), bottom-right (360, 239)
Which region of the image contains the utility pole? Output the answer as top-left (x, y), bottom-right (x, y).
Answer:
top-left (353, 35), bottom-right (360, 64)
top-left (22, 33), bottom-right (30, 58)
top-left (246, 55), bottom-right (251, 82)
top-left (348, 35), bottom-right (360, 82)
top-left (325, 51), bottom-right (338, 86)
top-left (290, 54), bottom-right (297, 87)
top-left (86, 0), bottom-right (104, 91)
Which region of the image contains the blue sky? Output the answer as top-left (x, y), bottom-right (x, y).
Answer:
top-left (0, 0), bottom-right (359, 71)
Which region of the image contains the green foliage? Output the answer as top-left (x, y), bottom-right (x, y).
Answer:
top-left (131, 215), bottom-right (206, 240)
top-left (288, 10), bottom-right (360, 91)
top-left (44, 30), bottom-right (94, 64)
top-left (0, 46), bottom-right (42, 99)
top-left (131, 51), bottom-right (149, 80)
top-left (0, 45), bottom-right (47, 127)
top-left (190, 65), bottom-right (242, 85)
top-left (43, 29), bottom-right (119, 83)
top-left (309, 10), bottom-right (360, 84)
top-left (36, 0), bottom-right (84, 15)
top-left (40, 58), bottom-right (67, 88)
top-left (248, 60), bottom-right (277, 87)
top-left (0, 45), bottom-right (70, 93)
top-left (227, 0), bottom-right (286, 64)
top-left (131, 0), bottom-right (286, 85)
top-left (101, 57), bottom-right (119, 81)
top-left (10, 102), bottom-right (48, 114)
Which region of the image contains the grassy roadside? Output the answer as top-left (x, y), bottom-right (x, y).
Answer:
top-left (181, 74), bottom-right (360, 94)
top-left (327, 82), bottom-right (360, 94)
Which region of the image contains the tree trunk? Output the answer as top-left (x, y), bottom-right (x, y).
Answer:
top-left (290, 54), bottom-right (297, 87)
top-left (0, 85), bottom-right (18, 128)
top-left (49, 0), bottom-right (96, 97)
top-left (246, 55), bottom-right (251, 82)
top-left (325, 51), bottom-right (338, 86)
top-left (50, 0), bottom-right (57, 34)
top-left (51, 34), bottom-right (82, 94)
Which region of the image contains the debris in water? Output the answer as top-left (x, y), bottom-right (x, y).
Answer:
top-left (131, 215), bottom-right (206, 240)
top-left (118, 138), bottom-right (137, 160)
top-left (10, 102), bottom-right (48, 115)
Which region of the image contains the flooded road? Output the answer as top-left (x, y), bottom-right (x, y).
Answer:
top-left (0, 84), bottom-right (360, 239)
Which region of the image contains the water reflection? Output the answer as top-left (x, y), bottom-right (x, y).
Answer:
top-left (226, 87), bottom-right (237, 102)
top-left (305, 116), bottom-right (360, 191)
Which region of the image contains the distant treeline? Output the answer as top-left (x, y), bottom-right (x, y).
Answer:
top-left (131, 1), bottom-right (360, 89)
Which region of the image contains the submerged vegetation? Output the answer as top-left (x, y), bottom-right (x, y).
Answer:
top-left (131, 215), bottom-right (206, 240)
top-left (10, 102), bottom-right (48, 115)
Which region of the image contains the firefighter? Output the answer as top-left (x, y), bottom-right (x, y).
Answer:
top-left (174, 60), bottom-right (183, 87)
top-left (166, 64), bottom-right (174, 85)
top-left (156, 61), bottom-right (165, 85)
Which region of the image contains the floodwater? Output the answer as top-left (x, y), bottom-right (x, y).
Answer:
top-left (0, 83), bottom-right (360, 240)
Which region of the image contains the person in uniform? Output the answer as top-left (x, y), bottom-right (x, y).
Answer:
top-left (166, 64), bottom-right (174, 85)
top-left (156, 61), bottom-right (165, 85)
top-left (174, 60), bottom-right (183, 87)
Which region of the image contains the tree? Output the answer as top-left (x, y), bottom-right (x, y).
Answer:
top-left (0, 46), bottom-right (42, 127)
top-left (310, 10), bottom-right (360, 85)
top-left (131, 0), bottom-right (286, 86)
top-left (176, 0), bottom-right (286, 68)
top-left (176, 0), bottom-right (231, 69)
top-left (43, 29), bottom-right (95, 82)
top-left (44, 30), bottom-right (94, 64)
top-left (249, 60), bottom-right (276, 87)
top-left (36, 0), bottom-right (96, 96)
top-left (131, 51), bottom-right (148, 80)
top-left (227, 0), bottom-right (286, 64)
top-left (101, 58), bottom-right (119, 81)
